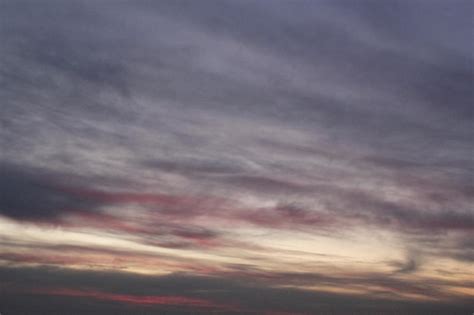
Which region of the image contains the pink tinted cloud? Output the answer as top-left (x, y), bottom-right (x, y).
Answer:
top-left (54, 185), bottom-right (333, 231)
top-left (32, 287), bottom-right (237, 310)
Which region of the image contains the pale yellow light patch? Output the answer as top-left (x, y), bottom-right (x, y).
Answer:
top-left (235, 226), bottom-right (402, 271)
top-left (0, 217), bottom-right (249, 271)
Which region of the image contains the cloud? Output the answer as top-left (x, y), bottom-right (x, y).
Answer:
top-left (0, 164), bottom-right (104, 220)
top-left (0, 0), bottom-right (473, 311)
top-left (1, 265), bottom-right (472, 315)
top-left (33, 288), bottom-right (233, 310)
top-left (142, 158), bottom-right (246, 175)
top-left (391, 250), bottom-right (422, 274)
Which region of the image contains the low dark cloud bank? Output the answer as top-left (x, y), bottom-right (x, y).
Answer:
top-left (1, 265), bottom-right (472, 315)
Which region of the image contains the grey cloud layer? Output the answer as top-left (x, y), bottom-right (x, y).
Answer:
top-left (1, 0), bottom-right (473, 312)
top-left (1, 0), bottom-right (472, 236)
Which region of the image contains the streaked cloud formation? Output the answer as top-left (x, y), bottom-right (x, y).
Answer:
top-left (1, 0), bottom-right (473, 314)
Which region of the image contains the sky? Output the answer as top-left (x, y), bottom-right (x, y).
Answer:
top-left (0, 0), bottom-right (473, 314)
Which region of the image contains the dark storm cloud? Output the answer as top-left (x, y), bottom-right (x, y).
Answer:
top-left (0, 164), bottom-right (104, 220)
